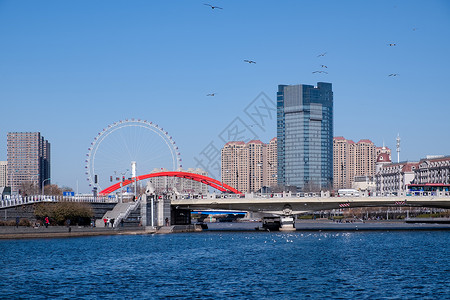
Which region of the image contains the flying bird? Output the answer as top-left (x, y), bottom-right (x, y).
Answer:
top-left (320, 65), bottom-right (328, 68)
top-left (207, 93), bottom-right (216, 96)
top-left (244, 59), bottom-right (256, 64)
top-left (388, 73), bottom-right (399, 77)
top-left (312, 71), bottom-right (328, 74)
top-left (388, 43), bottom-right (397, 46)
top-left (317, 52), bottom-right (327, 57)
top-left (204, 3), bottom-right (223, 9)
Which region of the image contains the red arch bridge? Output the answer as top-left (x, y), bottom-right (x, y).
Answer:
top-left (99, 171), bottom-right (242, 196)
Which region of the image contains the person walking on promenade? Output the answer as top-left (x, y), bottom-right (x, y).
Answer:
top-left (103, 218), bottom-right (107, 227)
top-left (15, 216), bottom-right (20, 229)
top-left (110, 218), bottom-right (115, 228)
top-left (44, 216), bottom-right (49, 228)
top-left (120, 219), bottom-right (124, 227)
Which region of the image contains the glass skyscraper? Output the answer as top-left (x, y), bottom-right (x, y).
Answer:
top-left (277, 82), bottom-right (333, 191)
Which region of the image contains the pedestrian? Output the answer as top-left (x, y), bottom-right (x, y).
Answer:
top-left (110, 218), bottom-right (115, 227)
top-left (44, 216), bottom-right (49, 228)
top-left (103, 218), bottom-right (107, 227)
top-left (165, 217), bottom-right (169, 226)
top-left (66, 219), bottom-right (71, 232)
top-left (120, 219), bottom-right (124, 227)
top-left (15, 216), bottom-right (20, 228)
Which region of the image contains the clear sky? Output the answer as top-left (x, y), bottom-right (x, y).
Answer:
top-left (1, 0), bottom-right (449, 193)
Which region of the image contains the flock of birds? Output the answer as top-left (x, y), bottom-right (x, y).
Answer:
top-left (203, 3), bottom-right (404, 96)
top-left (312, 43), bottom-right (400, 77)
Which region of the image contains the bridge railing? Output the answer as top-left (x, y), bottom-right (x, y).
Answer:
top-left (0, 194), bottom-right (118, 209)
top-left (196, 191), bottom-right (450, 200)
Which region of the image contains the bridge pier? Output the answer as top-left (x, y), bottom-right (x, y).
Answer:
top-left (279, 215), bottom-right (296, 231)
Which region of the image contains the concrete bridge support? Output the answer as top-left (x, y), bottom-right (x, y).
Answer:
top-left (140, 193), bottom-right (171, 227)
top-left (279, 215), bottom-right (296, 231)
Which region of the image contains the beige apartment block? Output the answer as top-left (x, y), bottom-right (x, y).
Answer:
top-left (333, 137), bottom-right (390, 190)
top-left (221, 138), bottom-right (277, 193)
top-left (0, 161), bottom-right (7, 187)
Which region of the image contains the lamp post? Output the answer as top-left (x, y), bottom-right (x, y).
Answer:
top-left (42, 178), bottom-right (51, 196)
top-left (30, 175), bottom-right (38, 195)
top-left (119, 169), bottom-right (129, 203)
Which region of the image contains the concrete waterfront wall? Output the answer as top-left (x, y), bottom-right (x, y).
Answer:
top-left (0, 202), bottom-right (116, 223)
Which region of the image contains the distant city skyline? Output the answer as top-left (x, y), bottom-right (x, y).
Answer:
top-left (1, 1), bottom-right (449, 192)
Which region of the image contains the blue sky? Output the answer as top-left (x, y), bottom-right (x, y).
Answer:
top-left (1, 0), bottom-right (449, 193)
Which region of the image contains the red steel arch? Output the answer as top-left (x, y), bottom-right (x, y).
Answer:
top-left (99, 171), bottom-right (242, 195)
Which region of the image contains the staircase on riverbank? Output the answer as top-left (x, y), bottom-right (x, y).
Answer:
top-left (96, 201), bottom-right (140, 228)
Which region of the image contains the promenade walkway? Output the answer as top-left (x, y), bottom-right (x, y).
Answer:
top-left (0, 225), bottom-right (145, 240)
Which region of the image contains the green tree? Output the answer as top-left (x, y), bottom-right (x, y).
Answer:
top-left (34, 202), bottom-right (93, 225)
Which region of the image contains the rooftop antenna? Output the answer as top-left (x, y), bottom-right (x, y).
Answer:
top-left (396, 134), bottom-right (401, 163)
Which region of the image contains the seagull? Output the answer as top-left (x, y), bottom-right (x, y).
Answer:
top-left (388, 73), bottom-right (399, 77)
top-left (317, 52), bottom-right (327, 57)
top-left (204, 3), bottom-right (223, 9)
top-left (312, 71), bottom-right (328, 74)
top-left (320, 65), bottom-right (328, 68)
top-left (388, 43), bottom-right (397, 46)
top-left (244, 59), bottom-right (256, 64)
top-left (207, 93), bottom-right (216, 96)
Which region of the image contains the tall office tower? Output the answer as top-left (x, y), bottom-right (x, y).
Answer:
top-left (277, 82), bottom-right (333, 191)
top-left (221, 139), bottom-right (278, 193)
top-left (7, 132), bottom-right (51, 194)
top-left (41, 137), bottom-right (51, 184)
top-left (0, 161), bottom-right (7, 187)
top-left (333, 136), bottom-right (391, 190)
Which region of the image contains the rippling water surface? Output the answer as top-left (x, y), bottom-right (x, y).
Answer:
top-left (1, 231), bottom-right (449, 299)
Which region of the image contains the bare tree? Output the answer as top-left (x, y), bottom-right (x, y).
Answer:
top-left (43, 184), bottom-right (62, 196)
top-left (19, 181), bottom-right (40, 196)
top-left (61, 186), bottom-right (74, 193)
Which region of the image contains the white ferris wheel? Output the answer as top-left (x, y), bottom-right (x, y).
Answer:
top-left (85, 119), bottom-right (182, 191)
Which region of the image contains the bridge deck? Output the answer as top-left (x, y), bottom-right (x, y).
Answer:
top-left (172, 195), bottom-right (450, 213)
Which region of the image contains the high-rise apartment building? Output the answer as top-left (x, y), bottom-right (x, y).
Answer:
top-left (265, 137), bottom-right (278, 188)
top-left (148, 168), bottom-right (208, 194)
top-left (277, 82), bottom-right (333, 191)
top-left (0, 161), bottom-right (7, 187)
top-left (221, 139), bottom-right (277, 193)
top-left (333, 136), bottom-right (391, 190)
top-left (7, 132), bottom-right (51, 193)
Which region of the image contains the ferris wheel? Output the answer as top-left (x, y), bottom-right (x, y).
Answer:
top-left (85, 119), bottom-right (182, 191)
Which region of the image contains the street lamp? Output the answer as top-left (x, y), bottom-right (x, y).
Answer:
top-left (42, 178), bottom-right (51, 196)
top-left (119, 169), bottom-right (129, 203)
top-left (30, 174), bottom-right (38, 195)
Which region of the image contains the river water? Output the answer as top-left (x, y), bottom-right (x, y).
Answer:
top-left (1, 230), bottom-right (449, 299)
